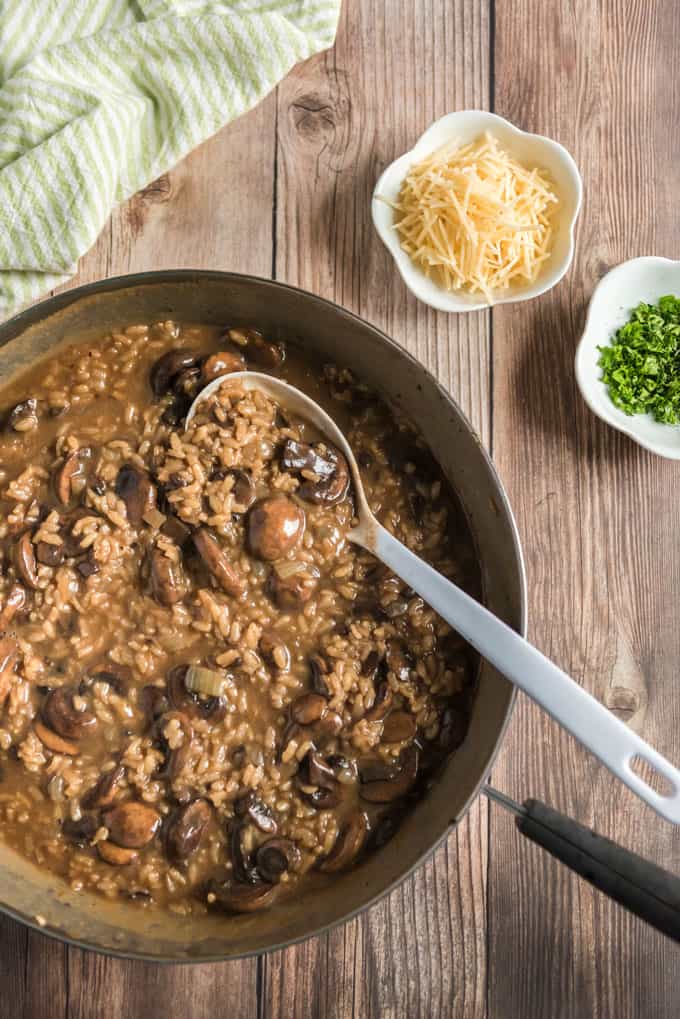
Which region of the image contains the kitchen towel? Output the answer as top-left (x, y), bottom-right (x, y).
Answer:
top-left (0, 1), bottom-right (341, 315)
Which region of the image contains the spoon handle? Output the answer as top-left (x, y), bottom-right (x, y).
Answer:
top-left (360, 522), bottom-right (680, 825)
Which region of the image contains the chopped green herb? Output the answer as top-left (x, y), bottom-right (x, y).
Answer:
top-left (598, 295), bottom-right (680, 423)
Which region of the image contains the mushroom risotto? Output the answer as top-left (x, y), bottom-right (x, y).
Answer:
top-left (0, 321), bottom-right (479, 915)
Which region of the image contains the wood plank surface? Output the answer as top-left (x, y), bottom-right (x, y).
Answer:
top-left (490, 1), bottom-right (680, 1017)
top-left (1, 1), bottom-right (679, 1016)
top-left (262, 3), bottom-right (491, 1017)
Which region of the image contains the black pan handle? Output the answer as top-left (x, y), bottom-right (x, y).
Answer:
top-left (514, 798), bottom-right (680, 942)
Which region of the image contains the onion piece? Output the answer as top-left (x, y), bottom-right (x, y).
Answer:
top-left (184, 665), bottom-right (225, 697)
top-left (274, 560), bottom-right (320, 580)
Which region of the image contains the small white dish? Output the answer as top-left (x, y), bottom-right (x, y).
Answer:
top-left (575, 256), bottom-right (680, 459)
top-left (371, 110), bottom-right (583, 313)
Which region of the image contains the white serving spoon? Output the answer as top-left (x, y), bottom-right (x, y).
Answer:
top-left (188, 372), bottom-right (680, 824)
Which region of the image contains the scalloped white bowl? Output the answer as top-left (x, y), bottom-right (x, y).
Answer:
top-left (371, 110), bottom-right (583, 313)
top-left (576, 256), bottom-right (680, 459)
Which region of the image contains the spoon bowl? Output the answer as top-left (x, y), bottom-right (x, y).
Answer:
top-left (187, 370), bottom-right (376, 542)
top-left (188, 371), bottom-right (680, 824)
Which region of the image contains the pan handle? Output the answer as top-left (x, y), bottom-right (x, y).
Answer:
top-left (484, 787), bottom-right (680, 942)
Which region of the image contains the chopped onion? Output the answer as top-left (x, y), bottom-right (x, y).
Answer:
top-left (184, 665), bottom-right (225, 697)
top-left (47, 774), bottom-right (65, 802)
top-left (274, 561), bottom-right (320, 580)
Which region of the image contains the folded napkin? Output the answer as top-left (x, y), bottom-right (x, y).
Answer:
top-left (0, 1), bottom-right (340, 315)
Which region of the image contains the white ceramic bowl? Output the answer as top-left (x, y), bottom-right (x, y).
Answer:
top-left (576, 256), bottom-right (680, 459)
top-left (371, 110), bottom-right (583, 313)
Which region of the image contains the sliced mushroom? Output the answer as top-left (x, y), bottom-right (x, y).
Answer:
top-left (266, 565), bottom-right (318, 610)
top-left (382, 710), bottom-right (417, 744)
top-left (222, 328), bottom-right (284, 370)
top-left (104, 802), bottom-right (161, 848)
top-left (166, 664), bottom-right (227, 723)
top-left (233, 790), bottom-right (277, 834)
top-left (299, 450), bottom-right (349, 504)
top-left (7, 398), bottom-right (39, 433)
top-left (360, 745), bottom-right (419, 803)
top-left (309, 654), bottom-right (331, 698)
top-left (291, 692), bottom-right (327, 726)
top-left (161, 512), bottom-right (193, 547)
top-left (202, 350), bottom-right (246, 382)
top-left (280, 438), bottom-right (350, 506)
top-left (34, 719), bottom-right (79, 755)
top-left (303, 750), bottom-right (337, 788)
top-left (314, 709), bottom-right (342, 742)
top-left (0, 635), bottom-right (19, 711)
top-left (43, 685), bottom-right (96, 740)
top-left (161, 393), bottom-right (192, 426)
top-left (12, 532), bottom-right (39, 589)
top-left (208, 879), bottom-right (278, 914)
top-left (76, 550), bottom-right (99, 578)
top-left (280, 438), bottom-right (336, 478)
top-left (150, 349), bottom-right (199, 397)
top-left (53, 447), bottom-right (94, 505)
top-left (115, 463), bottom-right (157, 528)
top-left (173, 365), bottom-right (202, 400)
top-left (60, 507), bottom-right (98, 557)
top-left (82, 764), bottom-right (125, 809)
top-left (361, 650), bottom-right (381, 680)
top-left (192, 528), bottom-right (245, 598)
top-left (139, 684), bottom-right (170, 725)
top-left (88, 663), bottom-right (132, 696)
top-left (255, 837), bottom-right (301, 883)
top-left (229, 821), bottom-right (261, 884)
top-left (35, 541), bottom-right (65, 567)
top-left (153, 713), bottom-right (195, 788)
top-left (301, 785), bottom-right (341, 810)
top-left (258, 631), bottom-right (290, 672)
top-left (150, 545), bottom-right (187, 606)
top-left (297, 750), bottom-right (342, 809)
top-left (0, 583), bottom-right (27, 629)
top-left (165, 799), bottom-right (211, 862)
top-left (248, 497), bottom-right (305, 561)
top-left (319, 811), bottom-right (369, 873)
top-left (233, 472), bottom-right (257, 512)
top-left (97, 841), bottom-right (139, 866)
top-left (62, 814), bottom-right (98, 847)
top-left (326, 753), bottom-right (358, 785)
top-left (277, 720), bottom-right (303, 764)
top-left (364, 681), bottom-right (393, 722)
top-left (357, 756), bottom-right (399, 784)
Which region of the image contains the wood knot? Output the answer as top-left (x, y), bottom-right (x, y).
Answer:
top-left (290, 95), bottom-right (336, 140)
top-left (127, 174), bottom-right (173, 236)
top-left (604, 685), bottom-right (640, 720)
top-left (137, 174), bottom-right (172, 204)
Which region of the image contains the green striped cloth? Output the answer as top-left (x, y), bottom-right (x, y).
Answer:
top-left (0, 1), bottom-right (340, 315)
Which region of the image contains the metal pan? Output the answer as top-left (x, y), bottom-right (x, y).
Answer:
top-left (1, 272), bottom-right (674, 958)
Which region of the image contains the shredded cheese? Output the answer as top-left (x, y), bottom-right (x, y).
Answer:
top-left (391, 132), bottom-right (560, 301)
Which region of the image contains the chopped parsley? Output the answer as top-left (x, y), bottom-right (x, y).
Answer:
top-left (598, 295), bottom-right (680, 424)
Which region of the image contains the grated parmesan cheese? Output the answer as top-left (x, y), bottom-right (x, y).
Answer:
top-left (391, 132), bottom-right (559, 301)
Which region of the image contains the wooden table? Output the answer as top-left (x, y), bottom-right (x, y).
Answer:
top-left (2, 1), bottom-right (679, 1015)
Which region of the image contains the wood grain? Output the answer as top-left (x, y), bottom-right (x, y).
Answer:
top-left (263, 2), bottom-right (491, 1015)
top-left (2, 1), bottom-right (680, 1016)
top-left (490, 1), bottom-right (680, 1017)
top-left (0, 91), bottom-right (275, 1019)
